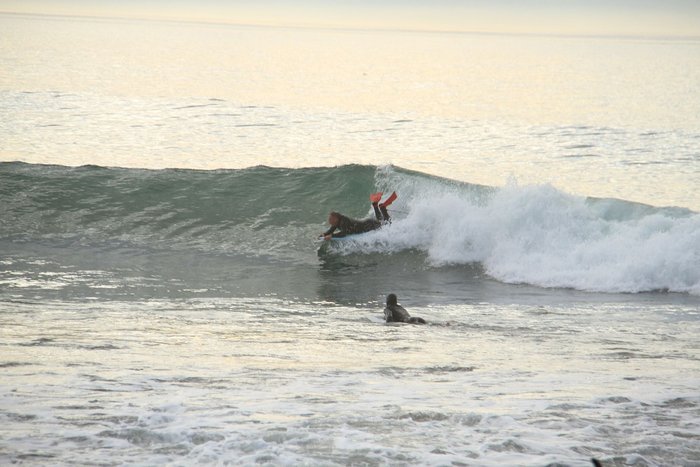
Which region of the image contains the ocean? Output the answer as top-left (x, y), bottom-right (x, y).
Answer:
top-left (1, 13), bottom-right (699, 466)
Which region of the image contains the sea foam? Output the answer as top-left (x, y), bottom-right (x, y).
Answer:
top-left (369, 170), bottom-right (700, 295)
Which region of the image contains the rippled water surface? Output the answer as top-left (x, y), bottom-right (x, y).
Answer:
top-left (2, 298), bottom-right (699, 465)
top-left (2, 14), bottom-right (700, 209)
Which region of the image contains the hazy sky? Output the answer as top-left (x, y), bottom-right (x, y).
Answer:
top-left (1, 0), bottom-right (699, 37)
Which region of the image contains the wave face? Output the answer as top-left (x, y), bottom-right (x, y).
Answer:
top-left (0, 162), bottom-right (377, 264)
top-left (1, 162), bottom-right (699, 296)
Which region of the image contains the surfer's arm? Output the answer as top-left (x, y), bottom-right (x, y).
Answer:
top-left (322, 226), bottom-right (345, 240)
top-left (383, 308), bottom-right (394, 322)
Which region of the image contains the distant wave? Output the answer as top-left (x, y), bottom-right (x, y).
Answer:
top-left (2, 161), bottom-right (698, 294)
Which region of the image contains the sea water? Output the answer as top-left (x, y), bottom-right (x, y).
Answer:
top-left (1, 14), bottom-right (699, 466)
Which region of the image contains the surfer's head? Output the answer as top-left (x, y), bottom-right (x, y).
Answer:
top-left (386, 293), bottom-right (398, 306)
top-left (328, 212), bottom-right (341, 226)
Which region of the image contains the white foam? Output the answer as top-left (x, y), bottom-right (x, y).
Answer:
top-left (370, 174), bottom-right (700, 295)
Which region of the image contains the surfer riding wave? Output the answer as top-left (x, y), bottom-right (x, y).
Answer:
top-left (321, 191), bottom-right (397, 240)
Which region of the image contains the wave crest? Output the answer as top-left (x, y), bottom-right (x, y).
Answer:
top-left (361, 172), bottom-right (700, 295)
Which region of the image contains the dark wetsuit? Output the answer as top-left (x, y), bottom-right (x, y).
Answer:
top-left (383, 293), bottom-right (426, 324)
top-left (323, 203), bottom-right (390, 239)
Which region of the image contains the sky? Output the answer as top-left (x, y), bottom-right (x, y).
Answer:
top-left (1, 0), bottom-right (699, 37)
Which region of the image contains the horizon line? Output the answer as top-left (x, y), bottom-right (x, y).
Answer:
top-left (2, 10), bottom-right (700, 42)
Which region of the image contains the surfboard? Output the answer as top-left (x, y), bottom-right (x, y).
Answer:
top-left (318, 235), bottom-right (359, 243)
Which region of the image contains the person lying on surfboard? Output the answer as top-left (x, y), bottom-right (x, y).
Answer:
top-left (384, 293), bottom-right (427, 324)
top-left (321, 191), bottom-right (397, 240)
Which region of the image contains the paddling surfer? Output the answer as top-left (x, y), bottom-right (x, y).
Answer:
top-left (321, 192), bottom-right (396, 240)
top-left (384, 293), bottom-right (426, 324)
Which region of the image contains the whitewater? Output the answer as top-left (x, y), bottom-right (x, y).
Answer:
top-left (2, 13), bottom-right (700, 466)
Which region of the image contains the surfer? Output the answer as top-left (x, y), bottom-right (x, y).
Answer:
top-left (384, 293), bottom-right (426, 324)
top-left (322, 191), bottom-right (397, 240)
